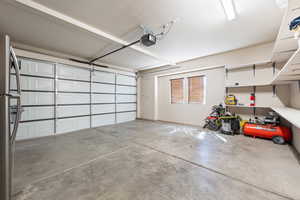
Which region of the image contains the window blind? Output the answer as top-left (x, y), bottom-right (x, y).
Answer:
top-left (171, 78), bottom-right (184, 103)
top-left (188, 76), bottom-right (204, 103)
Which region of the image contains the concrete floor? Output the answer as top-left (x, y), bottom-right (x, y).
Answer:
top-left (13, 120), bottom-right (300, 200)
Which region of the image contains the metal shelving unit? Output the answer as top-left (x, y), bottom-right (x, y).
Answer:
top-left (225, 60), bottom-right (287, 116)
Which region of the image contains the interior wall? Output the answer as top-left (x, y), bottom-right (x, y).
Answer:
top-left (138, 76), bottom-right (156, 120)
top-left (157, 67), bottom-right (224, 126)
top-left (139, 42), bottom-right (275, 124)
top-left (290, 82), bottom-right (300, 153)
top-left (290, 82), bottom-right (300, 108)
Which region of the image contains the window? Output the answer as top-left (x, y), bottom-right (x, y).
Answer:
top-left (171, 78), bottom-right (184, 103)
top-left (188, 76), bottom-right (204, 103)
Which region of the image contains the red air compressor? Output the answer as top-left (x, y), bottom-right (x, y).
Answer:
top-left (243, 112), bottom-right (292, 144)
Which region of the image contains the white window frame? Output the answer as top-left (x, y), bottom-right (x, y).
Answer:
top-left (169, 76), bottom-right (206, 105)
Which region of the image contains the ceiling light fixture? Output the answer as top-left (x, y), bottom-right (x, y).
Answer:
top-left (220, 0), bottom-right (237, 21)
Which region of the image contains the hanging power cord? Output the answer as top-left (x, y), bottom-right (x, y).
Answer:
top-left (140, 19), bottom-right (178, 42)
top-left (154, 19), bottom-right (177, 41)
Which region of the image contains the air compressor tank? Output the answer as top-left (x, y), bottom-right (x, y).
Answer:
top-left (243, 123), bottom-right (292, 144)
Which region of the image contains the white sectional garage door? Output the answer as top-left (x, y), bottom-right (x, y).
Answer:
top-left (116, 74), bottom-right (137, 123)
top-left (56, 64), bottom-right (91, 134)
top-left (13, 58), bottom-right (137, 140)
top-left (91, 70), bottom-right (116, 127)
top-left (11, 58), bottom-right (55, 140)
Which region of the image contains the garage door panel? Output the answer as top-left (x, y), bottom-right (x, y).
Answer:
top-left (57, 64), bottom-right (90, 81)
top-left (20, 59), bottom-right (54, 77)
top-left (92, 104), bottom-right (115, 114)
top-left (92, 71), bottom-right (115, 83)
top-left (21, 107), bottom-right (54, 121)
top-left (116, 112), bottom-right (136, 123)
top-left (57, 93), bottom-right (90, 104)
top-left (57, 116), bottom-right (90, 134)
top-left (116, 104), bottom-right (136, 112)
top-left (21, 92), bottom-right (54, 105)
top-left (116, 85), bottom-right (136, 94)
top-left (17, 120), bottom-right (54, 140)
top-left (92, 83), bottom-right (115, 93)
top-left (57, 80), bottom-right (90, 92)
top-left (116, 74), bottom-right (136, 86)
top-left (92, 94), bottom-right (115, 103)
top-left (57, 105), bottom-right (90, 118)
top-left (92, 114), bottom-right (115, 127)
top-left (116, 95), bottom-right (136, 103)
top-left (11, 76), bottom-right (54, 91)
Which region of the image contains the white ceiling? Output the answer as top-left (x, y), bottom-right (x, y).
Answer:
top-left (0, 0), bottom-right (284, 70)
top-left (0, 1), bottom-right (112, 58)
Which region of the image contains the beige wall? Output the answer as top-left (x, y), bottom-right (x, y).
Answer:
top-left (138, 76), bottom-right (156, 120)
top-left (139, 42), bottom-right (275, 123)
top-left (290, 82), bottom-right (300, 109)
top-left (157, 67), bottom-right (224, 126)
top-left (292, 126), bottom-right (300, 153)
top-left (290, 82), bottom-right (300, 153)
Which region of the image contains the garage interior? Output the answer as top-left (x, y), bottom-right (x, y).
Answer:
top-left (1, 0), bottom-right (300, 200)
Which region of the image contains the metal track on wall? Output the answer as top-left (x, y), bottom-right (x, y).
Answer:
top-left (54, 63), bottom-right (58, 134)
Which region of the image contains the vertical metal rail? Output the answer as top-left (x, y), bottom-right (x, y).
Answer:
top-left (54, 63), bottom-right (57, 134)
top-left (272, 85), bottom-right (277, 97)
top-left (135, 75), bottom-right (138, 119)
top-left (89, 68), bottom-right (92, 128)
top-left (225, 68), bottom-right (229, 80)
top-left (253, 86), bottom-right (256, 116)
top-left (0, 34), bottom-right (10, 200)
top-left (114, 73), bottom-right (117, 124)
top-left (272, 62), bottom-right (276, 76)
